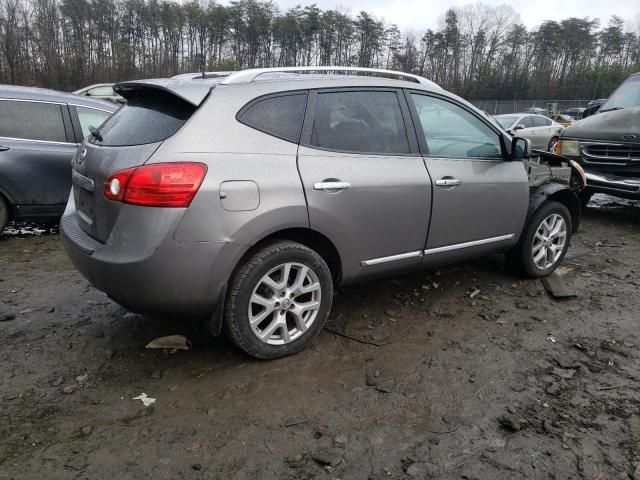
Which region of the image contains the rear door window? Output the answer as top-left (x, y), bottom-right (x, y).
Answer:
top-left (310, 90), bottom-right (410, 154)
top-left (533, 116), bottom-right (551, 127)
top-left (238, 93), bottom-right (307, 143)
top-left (519, 116), bottom-right (535, 128)
top-left (95, 90), bottom-right (195, 147)
top-left (0, 100), bottom-right (67, 142)
top-left (75, 107), bottom-right (112, 138)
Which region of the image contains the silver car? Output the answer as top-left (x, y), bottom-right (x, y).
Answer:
top-left (61, 67), bottom-right (581, 359)
top-left (495, 113), bottom-right (564, 151)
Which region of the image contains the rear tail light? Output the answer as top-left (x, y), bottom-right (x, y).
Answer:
top-left (104, 162), bottom-right (207, 208)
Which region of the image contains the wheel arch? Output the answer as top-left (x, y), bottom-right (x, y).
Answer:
top-left (208, 227), bottom-right (343, 336)
top-left (246, 227), bottom-right (343, 285)
top-left (528, 183), bottom-right (581, 233)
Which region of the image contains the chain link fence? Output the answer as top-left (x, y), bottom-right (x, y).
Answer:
top-left (470, 99), bottom-right (593, 115)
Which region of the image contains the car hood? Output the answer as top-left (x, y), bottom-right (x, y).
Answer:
top-left (562, 107), bottom-right (640, 142)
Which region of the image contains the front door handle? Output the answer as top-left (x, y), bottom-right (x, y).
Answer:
top-left (314, 181), bottom-right (351, 191)
top-left (0, 145), bottom-right (9, 152)
top-left (435, 178), bottom-right (461, 187)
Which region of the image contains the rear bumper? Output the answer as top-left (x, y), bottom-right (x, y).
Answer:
top-left (60, 196), bottom-right (244, 317)
top-left (584, 169), bottom-right (640, 198)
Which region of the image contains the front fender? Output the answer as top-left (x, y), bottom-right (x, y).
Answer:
top-left (528, 183), bottom-right (581, 233)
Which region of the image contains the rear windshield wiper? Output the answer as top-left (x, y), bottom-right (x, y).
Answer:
top-left (599, 107), bottom-right (623, 113)
top-left (89, 125), bottom-right (103, 142)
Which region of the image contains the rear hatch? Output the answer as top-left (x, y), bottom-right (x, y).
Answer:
top-left (72, 81), bottom-right (211, 242)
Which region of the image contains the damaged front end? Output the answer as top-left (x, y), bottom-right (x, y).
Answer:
top-left (524, 149), bottom-right (586, 233)
top-left (525, 149), bottom-right (587, 191)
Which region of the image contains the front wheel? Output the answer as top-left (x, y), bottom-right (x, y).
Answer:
top-left (507, 201), bottom-right (572, 278)
top-left (224, 240), bottom-right (333, 359)
top-left (548, 137), bottom-right (559, 153)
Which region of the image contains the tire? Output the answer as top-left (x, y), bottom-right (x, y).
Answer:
top-left (507, 201), bottom-right (572, 278)
top-left (578, 189), bottom-right (593, 208)
top-left (548, 137), bottom-right (559, 153)
top-left (0, 196), bottom-right (8, 235)
top-left (224, 240), bottom-right (333, 359)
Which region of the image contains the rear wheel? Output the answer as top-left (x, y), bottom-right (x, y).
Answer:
top-left (507, 201), bottom-right (571, 278)
top-left (0, 196), bottom-right (9, 235)
top-left (224, 240), bottom-right (333, 359)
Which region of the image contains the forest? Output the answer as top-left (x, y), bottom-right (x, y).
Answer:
top-left (0, 0), bottom-right (639, 100)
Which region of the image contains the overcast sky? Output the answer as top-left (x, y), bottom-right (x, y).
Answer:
top-left (260, 0), bottom-right (640, 31)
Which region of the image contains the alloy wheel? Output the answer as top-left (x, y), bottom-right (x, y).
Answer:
top-left (248, 262), bottom-right (322, 345)
top-left (532, 213), bottom-right (567, 270)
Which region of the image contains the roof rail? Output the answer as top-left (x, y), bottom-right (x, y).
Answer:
top-left (220, 66), bottom-right (441, 89)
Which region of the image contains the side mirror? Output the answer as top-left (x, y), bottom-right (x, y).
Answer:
top-left (514, 124), bottom-right (525, 131)
top-left (511, 137), bottom-right (531, 160)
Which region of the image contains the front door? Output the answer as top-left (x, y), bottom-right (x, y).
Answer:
top-left (297, 89), bottom-right (432, 283)
top-left (406, 91), bottom-right (529, 266)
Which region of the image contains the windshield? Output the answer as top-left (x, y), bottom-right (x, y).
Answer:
top-left (600, 74), bottom-right (640, 111)
top-left (495, 115), bottom-right (519, 129)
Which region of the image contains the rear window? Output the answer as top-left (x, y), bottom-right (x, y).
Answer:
top-left (93, 90), bottom-right (195, 147)
top-left (238, 93), bottom-right (307, 143)
top-left (0, 100), bottom-right (67, 142)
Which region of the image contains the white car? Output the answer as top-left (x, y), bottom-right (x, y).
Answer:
top-left (495, 113), bottom-right (564, 151)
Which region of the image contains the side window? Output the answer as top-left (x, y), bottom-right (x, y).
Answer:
top-left (238, 93), bottom-right (307, 143)
top-left (410, 94), bottom-right (502, 159)
top-left (87, 86), bottom-right (115, 97)
top-left (310, 90), bottom-right (410, 154)
top-left (0, 100), bottom-right (67, 142)
top-left (519, 116), bottom-right (535, 128)
top-left (532, 116), bottom-right (550, 127)
top-left (76, 107), bottom-right (112, 138)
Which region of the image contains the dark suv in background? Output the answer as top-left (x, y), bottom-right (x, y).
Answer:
top-left (0, 85), bottom-right (117, 233)
top-left (558, 72), bottom-right (640, 205)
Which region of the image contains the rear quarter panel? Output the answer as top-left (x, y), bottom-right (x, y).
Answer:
top-left (154, 85), bottom-right (310, 245)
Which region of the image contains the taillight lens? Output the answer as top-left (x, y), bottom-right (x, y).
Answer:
top-left (104, 162), bottom-right (207, 208)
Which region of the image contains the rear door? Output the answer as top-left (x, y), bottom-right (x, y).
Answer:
top-left (406, 91), bottom-right (529, 266)
top-left (0, 99), bottom-right (77, 213)
top-left (515, 115), bottom-right (537, 144)
top-left (531, 115), bottom-right (553, 149)
top-left (297, 88), bottom-right (431, 283)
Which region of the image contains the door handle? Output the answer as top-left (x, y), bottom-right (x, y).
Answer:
top-left (314, 181), bottom-right (351, 191)
top-left (0, 146), bottom-right (9, 152)
top-left (435, 178), bottom-right (461, 187)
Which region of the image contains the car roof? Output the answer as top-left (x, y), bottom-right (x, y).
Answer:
top-left (0, 84), bottom-right (118, 111)
top-left (116, 73), bottom-right (444, 107)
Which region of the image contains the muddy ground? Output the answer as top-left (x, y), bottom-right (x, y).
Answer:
top-left (1, 195), bottom-right (639, 480)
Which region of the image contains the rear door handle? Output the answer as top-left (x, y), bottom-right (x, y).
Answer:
top-left (314, 181), bottom-right (351, 191)
top-left (0, 146), bottom-right (9, 152)
top-left (435, 178), bottom-right (461, 187)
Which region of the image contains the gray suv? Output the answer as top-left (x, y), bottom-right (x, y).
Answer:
top-left (61, 67), bottom-right (582, 359)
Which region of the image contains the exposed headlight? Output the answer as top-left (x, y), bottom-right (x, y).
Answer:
top-left (559, 140), bottom-right (581, 157)
top-left (569, 160), bottom-right (587, 188)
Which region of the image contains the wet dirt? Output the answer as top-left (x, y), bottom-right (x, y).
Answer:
top-left (1, 195), bottom-right (639, 479)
